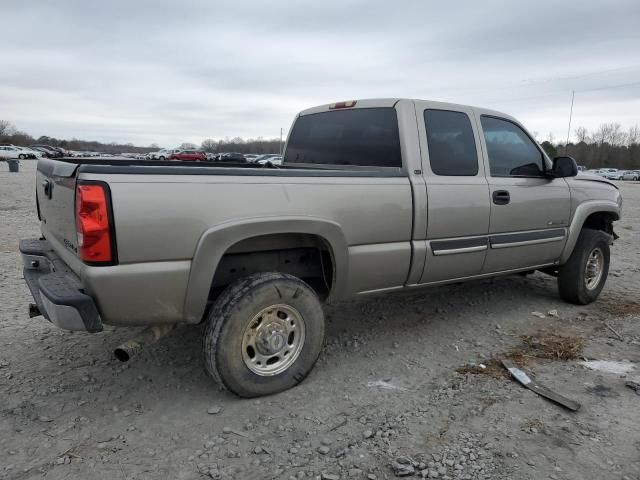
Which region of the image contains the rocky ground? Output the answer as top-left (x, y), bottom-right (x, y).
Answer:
top-left (1, 160), bottom-right (639, 480)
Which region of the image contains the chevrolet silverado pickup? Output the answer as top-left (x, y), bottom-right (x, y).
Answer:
top-left (20, 98), bottom-right (622, 397)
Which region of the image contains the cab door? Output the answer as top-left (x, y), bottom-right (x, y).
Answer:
top-left (475, 113), bottom-right (571, 272)
top-left (415, 102), bottom-right (490, 283)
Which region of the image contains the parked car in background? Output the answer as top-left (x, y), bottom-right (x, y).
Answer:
top-left (256, 155), bottom-right (283, 166)
top-left (0, 146), bottom-right (22, 159)
top-left (253, 154), bottom-right (281, 164)
top-left (169, 150), bottom-right (207, 161)
top-left (150, 149), bottom-right (179, 160)
top-left (30, 145), bottom-right (63, 158)
top-left (15, 147), bottom-right (44, 159)
top-left (598, 169), bottom-right (620, 179)
top-left (622, 170), bottom-right (640, 181)
top-left (604, 170), bottom-right (624, 180)
top-left (244, 154), bottom-right (259, 162)
top-left (217, 152), bottom-right (246, 162)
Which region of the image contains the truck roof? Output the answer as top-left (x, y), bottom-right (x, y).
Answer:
top-left (298, 98), bottom-right (515, 122)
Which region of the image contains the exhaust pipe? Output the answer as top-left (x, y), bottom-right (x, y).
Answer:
top-left (114, 324), bottom-right (177, 362)
top-left (29, 303), bottom-right (42, 318)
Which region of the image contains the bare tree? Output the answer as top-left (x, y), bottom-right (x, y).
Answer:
top-left (200, 139), bottom-right (217, 153)
top-left (592, 123), bottom-right (627, 146)
top-left (179, 142), bottom-right (197, 150)
top-left (574, 126), bottom-right (589, 143)
top-left (0, 120), bottom-right (16, 139)
top-left (627, 125), bottom-right (640, 146)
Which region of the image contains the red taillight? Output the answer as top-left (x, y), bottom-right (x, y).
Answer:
top-left (75, 182), bottom-right (115, 264)
top-left (329, 100), bottom-right (357, 109)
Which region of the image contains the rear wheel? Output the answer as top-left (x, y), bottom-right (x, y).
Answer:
top-left (558, 229), bottom-right (610, 304)
top-left (203, 272), bottom-right (325, 397)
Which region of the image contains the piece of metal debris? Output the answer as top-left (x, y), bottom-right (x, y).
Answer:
top-left (625, 381), bottom-right (640, 395)
top-left (580, 360), bottom-right (636, 375)
top-left (501, 359), bottom-right (581, 411)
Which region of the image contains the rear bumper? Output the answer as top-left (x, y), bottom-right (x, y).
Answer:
top-left (20, 238), bottom-right (103, 332)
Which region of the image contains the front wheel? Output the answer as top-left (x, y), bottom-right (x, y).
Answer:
top-left (203, 272), bottom-right (325, 397)
top-left (558, 229), bottom-right (610, 304)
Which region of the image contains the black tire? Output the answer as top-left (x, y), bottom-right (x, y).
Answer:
top-left (203, 272), bottom-right (325, 397)
top-left (158, 156), bottom-right (165, 161)
top-left (558, 229), bottom-right (610, 305)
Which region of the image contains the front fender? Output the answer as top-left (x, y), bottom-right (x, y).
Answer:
top-left (560, 200), bottom-right (621, 263)
top-left (183, 216), bottom-right (349, 323)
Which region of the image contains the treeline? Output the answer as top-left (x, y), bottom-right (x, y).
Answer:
top-left (0, 120), bottom-right (282, 155)
top-left (0, 120), bottom-right (157, 154)
top-left (540, 123), bottom-right (640, 169)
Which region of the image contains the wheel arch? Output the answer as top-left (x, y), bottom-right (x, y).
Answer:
top-left (560, 201), bottom-right (620, 263)
top-left (183, 216), bottom-right (349, 323)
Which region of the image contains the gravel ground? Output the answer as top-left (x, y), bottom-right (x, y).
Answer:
top-left (1, 160), bottom-right (639, 480)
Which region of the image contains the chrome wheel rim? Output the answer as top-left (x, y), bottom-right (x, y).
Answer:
top-left (585, 247), bottom-right (604, 290)
top-left (241, 304), bottom-right (306, 376)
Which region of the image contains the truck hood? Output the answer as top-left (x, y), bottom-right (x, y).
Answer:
top-left (574, 172), bottom-right (618, 189)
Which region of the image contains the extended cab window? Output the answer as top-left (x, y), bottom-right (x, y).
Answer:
top-left (284, 108), bottom-right (402, 168)
top-left (480, 116), bottom-right (544, 177)
top-left (424, 110), bottom-right (478, 176)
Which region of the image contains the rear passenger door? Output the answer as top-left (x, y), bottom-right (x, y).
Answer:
top-left (415, 103), bottom-right (490, 283)
top-left (476, 114), bottom-right (571, 272)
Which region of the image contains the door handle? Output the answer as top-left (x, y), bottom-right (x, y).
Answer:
top-left (492, 190), bottom-right (510, 205)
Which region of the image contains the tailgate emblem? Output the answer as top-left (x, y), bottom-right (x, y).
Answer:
top-left (42, 179), bottom-right (53, 199)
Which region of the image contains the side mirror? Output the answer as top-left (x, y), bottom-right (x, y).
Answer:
top-left (550, 156), bottom-right (578, 178)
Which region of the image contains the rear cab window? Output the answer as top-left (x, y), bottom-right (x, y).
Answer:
top-left (424, 110), bottom-right (478, 176)
top-left (284, 108), bottom-right (402, 168)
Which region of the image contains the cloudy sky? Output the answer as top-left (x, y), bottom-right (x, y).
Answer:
top-left (2, 0), bottom-right (639, 147)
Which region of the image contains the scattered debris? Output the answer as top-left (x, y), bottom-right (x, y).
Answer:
top-left (625, 381), bottom-right (640, 395)
top-left (519, 332), bottom-right (584, 361)
top-left (366, 380), bottom-right (407, 391)
top-left (600, 299), bottom-right (640, 317)
top-left (390, 456), bottom-right (415, 477)
top-left (207, 406), bottom-right (222, 415)
top-left (604, 323), bottom-right (624, 341)
top-left (327, 417), bottom-right (347, 432)
top-left (317, 446), bottom-right (330, 455)
top-left (531, 311), bottom-right (546, 318)
top-left (585, 384), bottom-right (620, 398)
top-left (502, 359), bottom-right (581, 411)
top-left (547, 309), bottom-right (559, 318)
top-left (580, 360), bottom-right (636, 375)
top-left (221, 427), bottom-right (248, 438)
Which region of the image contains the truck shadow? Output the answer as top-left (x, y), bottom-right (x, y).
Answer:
top-left (111, 271), bottom-right (562, 395)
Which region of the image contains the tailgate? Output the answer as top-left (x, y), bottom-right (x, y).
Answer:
top-left (36, 158), bottom-right (82, 273)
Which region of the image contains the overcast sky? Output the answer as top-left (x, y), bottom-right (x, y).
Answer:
top-left (2, 0), bottom-right (639, 147)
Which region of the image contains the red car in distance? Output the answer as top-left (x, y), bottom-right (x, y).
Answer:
top-left (168, 150), bottom-right (206, 162)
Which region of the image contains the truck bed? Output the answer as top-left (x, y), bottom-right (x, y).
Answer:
top-left (54, 157), bottom-right (405, 177)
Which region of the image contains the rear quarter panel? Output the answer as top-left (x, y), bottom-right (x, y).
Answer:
top-left (78, 171), bottom-right (413, 324)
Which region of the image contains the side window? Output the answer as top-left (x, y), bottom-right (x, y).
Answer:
top-left (424, 110), bottom-right (478, 176)
top-left (480, 116), bottom-right (544, 177)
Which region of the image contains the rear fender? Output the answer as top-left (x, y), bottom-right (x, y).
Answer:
top-left (183, 216), bottom-right (348, 323)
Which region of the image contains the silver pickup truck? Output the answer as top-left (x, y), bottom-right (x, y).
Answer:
top-left (21, 98), bottom-right (622, 397)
